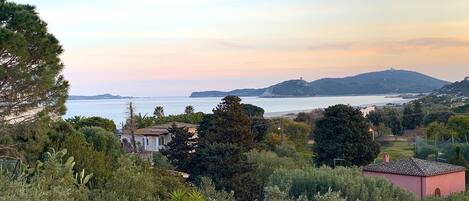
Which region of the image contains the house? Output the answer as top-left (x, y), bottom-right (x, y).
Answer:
top-left (359, 106), bottom-right (376, 117)
top-left (121, 122), bottom-right (198, 152)
top-left (363, 154), bottom-right (466, 199)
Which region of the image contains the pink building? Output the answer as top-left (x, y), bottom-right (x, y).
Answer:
top-left (363, 155), bottom-right (465, 199)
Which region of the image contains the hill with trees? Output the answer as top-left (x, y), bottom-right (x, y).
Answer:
top-left (190, 69), bottom-right (449, 97)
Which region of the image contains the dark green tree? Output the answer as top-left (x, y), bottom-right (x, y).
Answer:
top-left (402, 102), bottom-right (424, 129)
top-left (241, 103), bottom-right (264, 117)
top-left (184, 105), bottom-right (194, 114)
top-left (367, 110), bottom-right (385, 127)
top-left (78, 126), bottom-right (123, 158)
top-left (190, 143), bottom-right (254, 200)
top-left (423, 111), bottom-right (454, 126)
top-left (160, 124), bottom-right (196, 172)
top-left (66, 116), bottom-right (117, 132)
top-left (0, 1), bottom-right (68, 124)
top-left (386, 108), bottom-right (404, 135)
top-left (313, 104), bottom-right (379, 166)
top-left (199, 96), bottom-right (254, 149)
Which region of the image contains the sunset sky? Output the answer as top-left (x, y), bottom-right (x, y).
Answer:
top-left (15, 0), bottom-right (469, 96)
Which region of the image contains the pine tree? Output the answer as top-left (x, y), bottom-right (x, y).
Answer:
top-left (200, 96), bottom-right (254, 149)
top-left (160, 123), bottom-right (196, 172)
top-left (314, 104), bottom-right (380, 167)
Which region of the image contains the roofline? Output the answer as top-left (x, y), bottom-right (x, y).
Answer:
top-left (363, 168), bottom-right (466, 177)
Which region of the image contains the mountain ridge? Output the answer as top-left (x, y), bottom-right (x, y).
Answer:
top-left (190, 69), bottom-right (449, 97)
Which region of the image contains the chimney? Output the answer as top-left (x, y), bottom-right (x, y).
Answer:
top-left (383, 153), bottom-right (390, 162)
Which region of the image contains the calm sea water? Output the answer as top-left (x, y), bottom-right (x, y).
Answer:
top-left (64, 95), bottom-right (410, 125)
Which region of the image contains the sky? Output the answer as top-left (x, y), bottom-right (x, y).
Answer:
top-left (13, 0), bottom-right (469, 96)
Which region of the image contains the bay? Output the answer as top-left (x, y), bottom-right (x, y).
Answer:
top-left (64, 95), bottom-right (410, 126)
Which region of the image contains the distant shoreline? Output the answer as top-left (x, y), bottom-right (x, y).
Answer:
top-left (264, 98), bottom-right (413, 119)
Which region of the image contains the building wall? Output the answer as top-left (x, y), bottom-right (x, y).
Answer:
top-left (423, 171), bottom-right (465, 197)
top-left (363, 171), bottom-right (423, 198)
top-left (120, 134), bottom-right (170, 152)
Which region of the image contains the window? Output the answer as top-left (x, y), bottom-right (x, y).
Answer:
top-left (434, 188), bottom-right (441, 197)
top-left (158, 136), bottom-right (164, 146)
top-left (146, 138), bottom-right (149, 145)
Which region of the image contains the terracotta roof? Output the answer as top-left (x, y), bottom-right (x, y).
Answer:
top-left (363, 158), bottom-right (465, 177)
top-left (152, 122), bottom-right (198, 129)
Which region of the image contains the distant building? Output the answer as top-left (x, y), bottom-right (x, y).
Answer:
top-left (359, 106), bottom-right (376, 117)
top-left (363, 154), bottom-right (466, 198)
top-left (121, 122), bottom-right (198, 152)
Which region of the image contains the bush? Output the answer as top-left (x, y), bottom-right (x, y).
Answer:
top-left (265, 166), bottom-right (416, 201)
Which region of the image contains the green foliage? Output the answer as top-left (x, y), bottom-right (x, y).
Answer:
top-left (190, 143), bottom-right (254, 200)
top-left (447, 115), bottom-right (469, 137)
top-left (154, 112), bottom-right (205, 125)
top-left (198, 96), bottom-right (254, 149)
top-left (170, 189), bottom-right (205, 201)
top-left (423, 111), bottom-right (454, 126)
top-left (270, 118), bottom-right (311, 148)
top-left (66, 116), bottom-right (117, 132)
top-left (185, 105), bottom-right (195, 114)
top-left (152, 152), bottom-right (174, 169)
top-left (95, 156), bottom-right (187, 201)
top-left (197, 177), bottom-right (235, 201)
top-left (245, 149), bottom-right (298, 200)
top-left (0, 149), bottom-right (89, 201)
top-left (241, 103), bottom-right (265, 117)
top-left (314, 104), bottom-right (379, 167)
top-left (426, 122), bottom-right (457, 141)
top-left (402, 101), bottom-right (424, 129)
top-left (314, 189), bottom-right (346, 201)
top-left (78, 126), bottom-right (123, 158)
top-left (265, 166), bottom-right (416, 201)
top-left (385, 108), bottom-right (404, 135)
top-left (46, 121), bottom-right (116, 185)
top-left (0, 0), bottom-right (69, 123)
top-left (452, 103), bottom-right (469, 114)
top-left (161, 124), bottom-right (197, 172)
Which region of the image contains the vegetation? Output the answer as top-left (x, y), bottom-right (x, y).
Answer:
top-left (265, 166), bottom-right (416, 201)
top-left (314, 104), bottom-right (379, 166)
top-left (66, 116), bottom-right (117, 132)
top-left (161, 124), bottom-right (197, 172)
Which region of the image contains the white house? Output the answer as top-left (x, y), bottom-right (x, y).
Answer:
top-left (121, 122), bottom-right (198, 152)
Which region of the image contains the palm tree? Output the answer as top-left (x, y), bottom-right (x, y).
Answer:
top-left (154, 106), bottom-right (165, 118)
top-left (184, 105), bottom-right (194, 114)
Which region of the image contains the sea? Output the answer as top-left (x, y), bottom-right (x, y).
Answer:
top-left (64, 95), bottom-right (411, 125)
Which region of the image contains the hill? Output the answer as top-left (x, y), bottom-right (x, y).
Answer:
top-left (68, 93), bottom-right (132, 100)
top-left (190, 69), bottom-right (449, 97)
top-left (437, 77), bottom-right (469, 96)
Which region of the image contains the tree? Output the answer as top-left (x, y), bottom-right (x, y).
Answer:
top-left (189, 143), bottom-right (254, 200)
top-left (385, 108), bottom-right (404, 136)
top-left (402, 102), bottom-right (424, 129)
top-left (160, 124), bottom-right (196, 172)
top-left (447, 115), bottom-right (469, 138)
top-left (0, 1), bottom-right (69, 126)
top-left (313, 104), bottom-right (379, 167)
top-left (66, 116), bottom-right (117, 132)
top-left (367, 110), bottom-right (385, 127)
top-left (423, 111), bottom-right (454, 126)
top-left (269, 118), bottom-right (311, 147)
top-left (78, 126), bottom-right (123, 158)
top-left (241, 103), bottom-right (264, 117)
top-left (199, 96), bottom-right (254, 149)
top-left (184, 105), bottom-right (194, 114)
top-left (426, 122), bottom-right (455, 141)
top-left (154, 106), bottom-right (165, 118)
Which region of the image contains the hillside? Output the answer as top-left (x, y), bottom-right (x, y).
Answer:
top-left (437, 77), bottom-right (469, 96)
top-left (190, 69), bottom-right (449, 97)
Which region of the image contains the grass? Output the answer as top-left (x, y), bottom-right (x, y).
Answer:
top-left (377, 141), bottom-right (414, 161)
